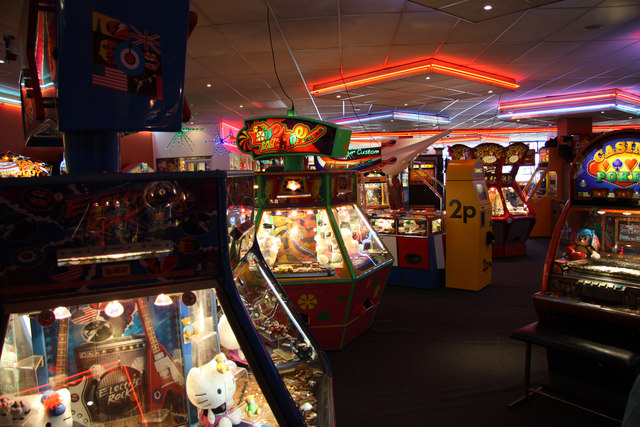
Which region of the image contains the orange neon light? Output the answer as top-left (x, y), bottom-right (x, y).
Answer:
top-left (310, 58), bottom-right (519, 96)
top-left (0, 360), bottom-right (121, 400)
top-left (0, 101), bottom-right (22, 109)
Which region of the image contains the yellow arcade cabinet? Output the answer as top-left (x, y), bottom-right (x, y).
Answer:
top-left (445, 159), bottom-right (493, 291)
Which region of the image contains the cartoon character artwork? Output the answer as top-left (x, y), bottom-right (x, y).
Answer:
top-left (566, 228), bottom-right (601, 260)
top-left (186, 354), bottom-right (243, 427)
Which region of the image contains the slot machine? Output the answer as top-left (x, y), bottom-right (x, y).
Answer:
top-left (534, 128), bottom-right (640, 338)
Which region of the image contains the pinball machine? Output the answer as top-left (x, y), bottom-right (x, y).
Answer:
top-left (449, 142), bottom-right (536, 257)
top-left (0, 172), bottom-right (335, 427)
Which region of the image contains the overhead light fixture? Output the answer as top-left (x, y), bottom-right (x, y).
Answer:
top-left (105, 301), bottom-right (124, 317)
top-left (57, 241), bottom-right (173, 266)
top-left (154, 293), bottom-right (173, 306)
top-left (310, 57), bottom-right (519, 96)
top-left (484, 4), bottom-right (493, 10)
top-left (331, 110), bottom-right (450, 126)
top-left (53, 306), bottom-right (71, 319)
top-left (498, 88), bottom-right (640, 120)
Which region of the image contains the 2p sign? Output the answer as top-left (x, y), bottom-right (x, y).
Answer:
top-left (448, 199), bottom-right (476, 223)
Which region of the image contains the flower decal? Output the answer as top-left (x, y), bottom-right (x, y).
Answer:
top-left (298, 294), bottom-right (318, 310)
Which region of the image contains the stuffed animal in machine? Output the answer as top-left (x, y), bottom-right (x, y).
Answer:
top-left (566, 228), bottom-right (601, 260)
top-left (186, 354), bottom-right (243, 427)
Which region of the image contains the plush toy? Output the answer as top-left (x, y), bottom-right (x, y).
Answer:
top-left (186, 355), bottom-right (243, 427)
top-left (566, 228), bottom-right (601, 260)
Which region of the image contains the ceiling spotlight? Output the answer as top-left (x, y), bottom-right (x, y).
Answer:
top-left (483, 4), bottom-right (493, 10)
top-left (206, 83), bottom-right (212, 87)
top-left (154, 293), bottom-right (173, 306)
top-left (53, 306), bottom-right (71, 319)
top-left (240, 105), bottom-right (243, 108)
top-left (105, 301), bottom-right (124, 318)
top-left (425, 76), bottom-right (431, 80)
top-left (337, 95), bottom-right (342, 98)
top-left (488, 90), bottom-right (493, 94)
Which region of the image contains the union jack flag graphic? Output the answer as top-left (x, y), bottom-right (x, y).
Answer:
top-left (129, 25), bottom-right (161, 54)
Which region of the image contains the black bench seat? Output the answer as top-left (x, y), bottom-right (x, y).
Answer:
top-left (508, 321), bottom-right (640, 423)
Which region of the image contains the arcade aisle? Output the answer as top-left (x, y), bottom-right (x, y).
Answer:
top-left (327, 237), bottom-right (620, 426)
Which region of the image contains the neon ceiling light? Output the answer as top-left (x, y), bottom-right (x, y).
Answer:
top-left (498, 89), bottom-right (640, 120)
top-left (310, 58), bottom-right (519, 96)
top-left (331, 110), bottom-right (450, 126)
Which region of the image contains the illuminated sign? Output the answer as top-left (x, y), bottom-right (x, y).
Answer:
top-left (587, 139), bottom-right (640, 187)
top-left (574, 133), bottom-right (640, 199)
top-left (236, 116), bottom-right (351, 159)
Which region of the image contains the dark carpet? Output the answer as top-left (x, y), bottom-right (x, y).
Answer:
top-left (327, 237), bottom-right (624, 426)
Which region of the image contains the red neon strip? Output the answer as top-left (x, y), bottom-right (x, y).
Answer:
top-left (311, 64), bottom-right (433, 95)
top-left (431, 64), bottom-right (519, 90)
top-left (123, 365), bottom-right (147, 427)
top-left (0, 360), bottom-right (121, 400)
top-left (311, 58), bottom-right (519, 95)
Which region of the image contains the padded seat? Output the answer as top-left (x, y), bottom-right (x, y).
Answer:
top-left (509, 321), bottom-right (640, 423)
top-left (511, 321), bottom-right (640, 369)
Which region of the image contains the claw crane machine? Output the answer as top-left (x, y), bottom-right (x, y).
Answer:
top-left (0, 1), bottom-right (335, 426)
top-left (236, 113), bottom-right (394, 350)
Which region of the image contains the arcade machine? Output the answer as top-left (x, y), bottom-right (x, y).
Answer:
top-left (408, 151), bottom-right (445, 210)
top-left (449, 142), bottom-right (536, 257)
top-left (444, 159), bottom-right (493, 291)
top-left (236, 114), bottom-right (394, 350)
top-left (532, 128), bottom-right (640, 414)
top-left (362, 172), bottom-right (389, 209)
top-left (0, 172), bottom-right (334, 427)
top-left (523, 147), bottom-right (560, 237)
top-left (0, 1), bottom-right (334, 426)
top-left (0, 152), bottom-right (52, 177)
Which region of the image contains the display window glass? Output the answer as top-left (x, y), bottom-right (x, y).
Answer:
top-left (368, 215), bottom-right (396, 235)
top-left (0, 281), bottom-right (332, 426)
top-left (501, 187), bottom-right (530, 216)
top-left (232, 249), bottom-right (332, 426)
top-left (524, 168), bottom-right (545, 199)
top-left (257, 208), bottom-right (347, 278)
top-left (331, 204), bottom-right (392, 273)
top-left (552, 206), bottom-right (640, 284)
top-left (488, 186), bottom-right (504, 217)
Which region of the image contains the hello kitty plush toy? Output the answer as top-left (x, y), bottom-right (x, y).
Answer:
top-left (186, 354), bottom-right (243, 427)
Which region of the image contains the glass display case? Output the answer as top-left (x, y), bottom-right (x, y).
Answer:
top-left (0, 171), bottom-right (334, 427)
top-left (255, 171), bottom-right (393, 350)
top-left (397, 211), bottom-right (442, 236)
top-left (368, 212), bottom-right (397, 235)
top-left (534, 129), bottom-right (640, 334)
